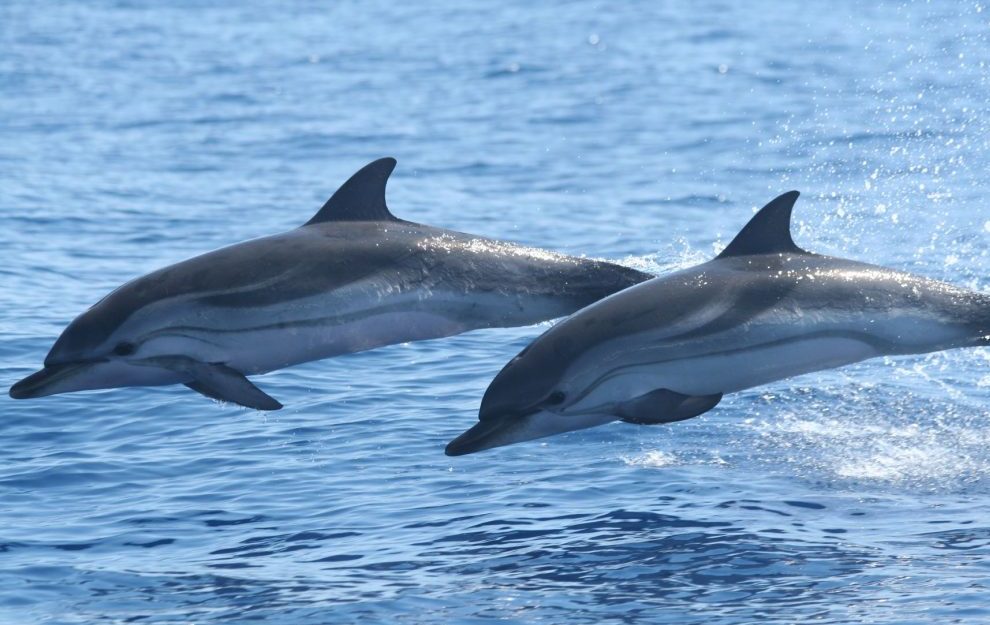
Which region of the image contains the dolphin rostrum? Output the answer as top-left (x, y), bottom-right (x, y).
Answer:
top-left (446, 191), bottom-right (990, 455)
top-left (9, 158), bottom-right (650, 409)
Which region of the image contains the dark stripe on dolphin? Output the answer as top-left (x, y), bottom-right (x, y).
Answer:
top-left (137, 290), bottom-right (569, 340)
top-left (666, 278), bottom-right (798, 343)
top-left (568, 329), bottom-right (900, 407)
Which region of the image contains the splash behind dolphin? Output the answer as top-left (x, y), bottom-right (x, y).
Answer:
top-left (10, 158), bottom-right (650, 409)
top-left (447, 191), bottom-right (990, 455)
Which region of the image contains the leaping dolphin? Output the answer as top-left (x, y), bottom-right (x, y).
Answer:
top-left (446, 191), bottom-right (990, 455)
top-left (9, 158), bottom-right (651, 410)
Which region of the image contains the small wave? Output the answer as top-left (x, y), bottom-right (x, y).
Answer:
top-left (740, 386), bottom-right (990, 490)
top-left (621, 450), bottom-right (678, 468)
top-left (833, 441), bottom-right (988, 483)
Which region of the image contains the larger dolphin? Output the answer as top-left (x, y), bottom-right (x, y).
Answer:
top-left (10, 158), bottom-right (650, 409)
top-left (447, 191), bottom-right (990, 455)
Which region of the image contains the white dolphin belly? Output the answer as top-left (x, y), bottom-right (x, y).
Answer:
top-left (225, 310), bottom-right (470, 374)
top-left (660, 335), bottom-right (879, 395)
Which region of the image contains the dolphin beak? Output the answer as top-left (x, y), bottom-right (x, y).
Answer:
top-left (445, 417), bottom-right (524, 456)
top-left (9, 361), bottom-right (106, 399)
top-left (446, 399), bottom-right (548, 456)
top-left (446, 407), bottom-right (621, 456)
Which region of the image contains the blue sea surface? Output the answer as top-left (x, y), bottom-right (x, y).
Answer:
top-left (2, 2), bottom-right (990, 623)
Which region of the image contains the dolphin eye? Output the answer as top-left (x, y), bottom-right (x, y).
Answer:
top-left (112, 341), bottom-right (136, 356)
top-left (547, 391), bottom-right (566, 405)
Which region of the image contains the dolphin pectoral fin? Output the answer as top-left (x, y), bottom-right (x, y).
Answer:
top-left (138, 356), bottom-right (282, 410)
top-left (181, 364), bottom-right (283, 411)
top-left (617, 389), bottom-right (722, 425)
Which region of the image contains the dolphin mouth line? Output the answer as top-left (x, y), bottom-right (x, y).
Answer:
top-left (445, 418), bottom-right (517, 456)
top-left (477, 403), bottom-right (541, 423)
top-left (9, 359), bottom-right (107, 399)
top-left (447, 404), bottom-right (561, 456)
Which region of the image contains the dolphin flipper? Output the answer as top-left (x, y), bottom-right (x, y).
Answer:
top-left (617, 389), bottom-right (721, 425)
top-left (183, 374), bottom-right (282, 411)
top-left (138, 356), bottom-right (282, 410)
top-left (181, 364), bottom-right (282, 411)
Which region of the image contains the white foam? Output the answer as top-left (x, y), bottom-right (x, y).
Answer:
top-left (622, 450), bottom-right (678, 468)
top-left (746, 405), bottom-right (990, 487)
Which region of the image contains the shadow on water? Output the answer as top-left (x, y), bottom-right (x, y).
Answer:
top-left (5, 508), bottom-right (883, 624)
top-left (418, 509), bottom-right (877, 621)
top-left (918, 526), bottom-right (990, 553)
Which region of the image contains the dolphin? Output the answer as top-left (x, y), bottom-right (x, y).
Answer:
top-left (446, 191), bottom-right (990, 455)
top-left (9, 158), bottom-right (650, 409)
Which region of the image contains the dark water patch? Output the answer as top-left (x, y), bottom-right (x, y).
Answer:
top-left (54, 542), bottom-right (93, 551)
top-left (783, 500), bottom-right (827, 510)
top-left (921, 526), bottom-right (990, 552)
top-left (123, 538), bottom-right (175, 548)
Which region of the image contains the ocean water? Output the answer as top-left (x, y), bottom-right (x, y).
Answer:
top-left (2, 1), bottom-right (989, 623)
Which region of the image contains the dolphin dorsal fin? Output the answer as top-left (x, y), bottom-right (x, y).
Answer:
top-left (305, 157), bottom-right (399, 225)
top-left (716, 191), bottom-right (806, 259)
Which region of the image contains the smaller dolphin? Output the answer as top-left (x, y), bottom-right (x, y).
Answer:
top-left (447, 191), bottom-right (990, 455)
top-left (10, 158), bottom-right (650, 409)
